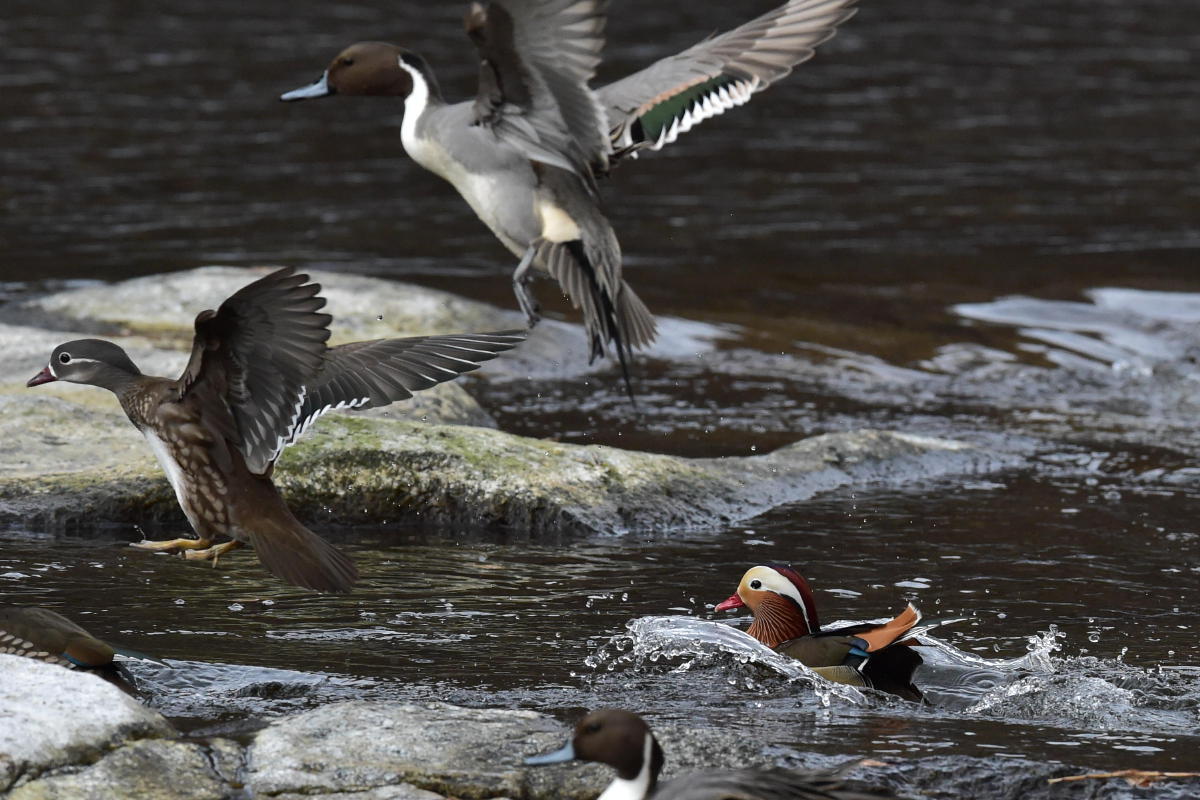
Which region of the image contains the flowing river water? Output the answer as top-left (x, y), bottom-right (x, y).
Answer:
top-left (2, 0), bottom-right (1198, 796)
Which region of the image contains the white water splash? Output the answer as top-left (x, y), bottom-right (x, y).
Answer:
top-left (586, 616), bottom-right (867, 706)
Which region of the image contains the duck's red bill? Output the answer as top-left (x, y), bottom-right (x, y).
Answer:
top-left (27, 367), bottom-right (57, 387)
top-left (714, 594), bottom-right (744, 612)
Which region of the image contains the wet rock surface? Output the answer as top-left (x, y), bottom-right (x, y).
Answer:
top-left (0, 656), bottom-right (174, 794)
top-left (0, 411), bottom-right (1008, 536)
top-left (7, 739), bottom-right (230, 800)
top-left (0, 269), bottom-right (1011, 535)
top-left (3, 672), bottom-right (1189, 800)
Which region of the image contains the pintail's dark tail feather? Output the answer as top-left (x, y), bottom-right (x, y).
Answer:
top-left (543, 239), bottom-right (655, 405)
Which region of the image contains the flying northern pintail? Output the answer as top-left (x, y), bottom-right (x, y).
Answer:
top-left (27, 268), bottom-right (524, 593)
top-left (281, 0), bottom-right (858, 398)
top-left (715, 564), bottom-right (929, 701)
top-left (525, 708), bottom-right (895, 800)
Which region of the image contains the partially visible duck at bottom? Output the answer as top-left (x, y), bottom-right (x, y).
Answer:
top-left (525, 708), bottom-right (895, 800)
top-left (715, 564), bottom-right (926, 702)
top-left (0, 606), bottom-right (164, 692)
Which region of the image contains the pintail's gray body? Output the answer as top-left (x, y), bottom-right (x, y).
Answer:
top-left (283, 0), bottom-right (859, 395)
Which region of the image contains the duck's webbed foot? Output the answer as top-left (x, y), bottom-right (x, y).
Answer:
top-left (130, 537), bottom-right (212, 553)
top-left (182, 540), bottom-right (245, 567)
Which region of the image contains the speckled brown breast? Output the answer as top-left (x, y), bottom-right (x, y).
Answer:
top-left (121, 380), bottom-right (234, 540)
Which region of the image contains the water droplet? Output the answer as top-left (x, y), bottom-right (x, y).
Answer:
top-left (227, 603), bottom-right (244, 612)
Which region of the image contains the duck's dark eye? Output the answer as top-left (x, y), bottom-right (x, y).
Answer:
top-left (583, 722), bottom-right (602, 734)
top-left (750, 579), bottom-right (762, 590)
top-left (58, 353), bottom-right (71, 364)
top-left (340, 57), bottom-right (354, 67)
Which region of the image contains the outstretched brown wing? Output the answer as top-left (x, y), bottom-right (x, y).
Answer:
top-left (174, 267), bottom-right (331, 474)
top-left (285, 331), bottom-right (526, 443)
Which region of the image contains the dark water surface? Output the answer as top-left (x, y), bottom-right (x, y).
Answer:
top-left (3, 0), bottom-right (1199, 796)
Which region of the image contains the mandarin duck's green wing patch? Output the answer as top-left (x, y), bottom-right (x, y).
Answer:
top-left (599, 0), bottom-right (857, 160)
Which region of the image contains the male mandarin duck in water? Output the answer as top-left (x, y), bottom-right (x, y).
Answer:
top-left (715, 564), bottom-right (926, 701)
top-left (0, 606), bottom-right (163, 691)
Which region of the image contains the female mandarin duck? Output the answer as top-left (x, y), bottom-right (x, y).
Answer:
top-left (0, 606), bottom-right (162, 690)
top-left (282, 0), bottom-right (857, 399)
top-left (27, 268), bottom-right (524, 593)
top-left (525, 708), bottom-right (895, 800)
top-left (715, 564), bottom-right (926, 701)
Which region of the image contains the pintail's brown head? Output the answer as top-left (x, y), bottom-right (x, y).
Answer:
top-left (525, 708), bottom-right (664, 790)
top-left (714, 564), bottom-right (820, 647)
top-left (281, 42), bottom-right (433, 101)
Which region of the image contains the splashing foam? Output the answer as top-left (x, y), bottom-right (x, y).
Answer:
top-left (585, 616), bottom-right (866, 706)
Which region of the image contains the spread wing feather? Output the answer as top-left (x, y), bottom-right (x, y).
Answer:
top-left (285, 331), bottom-right (525, 444)
top-left (174, 267), bottom-right (331, 475)
top-left (466, 0), bottom-right (610, 179)
top-left (599, 0), bottom-right (857, 161)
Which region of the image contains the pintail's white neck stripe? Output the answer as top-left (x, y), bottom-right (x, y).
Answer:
top-left (597, 734), bottom-right (655, 800)
top-left (398, 59), bottom-right (431, 147)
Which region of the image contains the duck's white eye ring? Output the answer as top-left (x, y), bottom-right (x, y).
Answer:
top-left (58, 353), bottom-right (72, 364)
top-left (750, 579), bottom-right (762, 590)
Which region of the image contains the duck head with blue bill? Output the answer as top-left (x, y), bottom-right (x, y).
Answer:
top-left (524, 708), bottom-right (896, 800)
top-left (527, 709), bottom-right (663, 787)
top-left (280, 42), bottom-right (427, 101)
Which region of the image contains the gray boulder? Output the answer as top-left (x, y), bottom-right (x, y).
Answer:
top-left (0, 656), bottom-right (173, 793)
top-left (7, 740), bottom-right (230, 800)
top-left (1, 267), bottom-right (1010, 536)
top-left (245, 701), bottom-right (780, 800)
